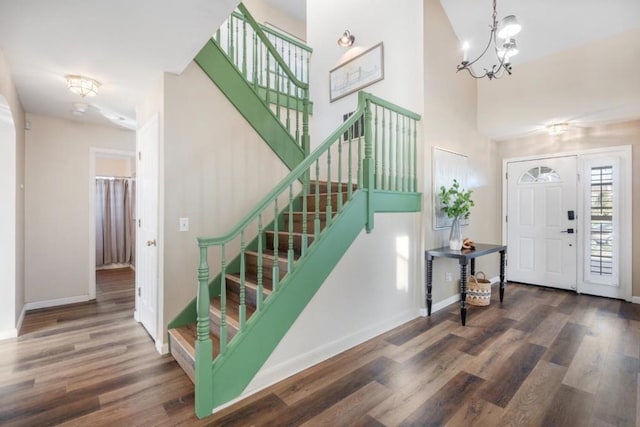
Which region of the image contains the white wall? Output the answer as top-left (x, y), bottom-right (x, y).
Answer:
top-left (422, 0), bottom-right (502, 302)
top-left (0, 48), bottom-right (25, 338)
top-left (245, 0), bottom-right (425, 396)
top-left (308, 0), bottom-right (424, 146)
top-left (25, 115), bottom-right (135, 304)
top-left (160, 62), bottom-right (291, 339)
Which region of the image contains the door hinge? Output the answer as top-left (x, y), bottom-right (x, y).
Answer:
top-left (137, 287), bottom-right (141, 297)
top-left (505, 215), bottom-right (508, 223)
top-left (138, 219), bottom-right (141, 228)
top-left (505, 172), bottom-right (508, 180)
top-left (138, 152), bottom-right (142, 161)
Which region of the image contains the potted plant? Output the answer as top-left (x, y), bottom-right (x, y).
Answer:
top-left (438, 179), bottom-right (474, 250)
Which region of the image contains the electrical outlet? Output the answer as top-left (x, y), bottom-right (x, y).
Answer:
top-left (445, 272), bottom-right (453, 281)
top-left (179, 217), bottom-right (189, 232)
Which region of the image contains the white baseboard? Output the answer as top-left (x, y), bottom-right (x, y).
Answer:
top-left (0, 328), bottom-right (17, 340)
top-left (212, 307), bottom-right (421, 415)
top-left (0, 306), bottom-right (26, 341)
top-left (16, 305), bottom-right (25, 333)
top-left (156, 340), bottom-right (169, 355)
top-left (96, 263), bottom-right (134, 271)
top-left (24, 295), bottom-right (91, 311)
top-left (632, 296), bottom-right (640, 304)
top-left (419, 276), bottom-right (500, 317)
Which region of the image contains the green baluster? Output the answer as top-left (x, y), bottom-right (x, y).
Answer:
top-left (348, 128), bottom-right (353, 200)
top-left (294, 48), bottom-right (299, 84)
top-left (257, 214), bottom-right (263, 310)
top-left (387, 110), bottom-right (393, 190)
top-left (242, 19), bottom-right (247, 78)
top-left (195, 243), bottom-right (212, 417)
top-left (302, 88), bottom-right (310, 157)
top-left (314, 160), bottom-right (320, 238)
top-left (326, 146), bottom-right (332, 226)
top-left (413, 119), bottom-right (418, 192)
top-left (265, 54), bottom-right (270, 107)
top-left (219, 244), bottom-right (227, 352)
top-left (272, 199), bottom-right (279, 291)
top-left (364, 97), bottom-right (374, 232)
top-left (252, 32), bottom-right (258, 90)
top-left (374, 104), bottom-right (379, 189)
top-left (401, 115), bottom-right (406, 192)
top-left (357, 124), bottom-right (363, 189)
top-left (395, 112), bottom-right (400, 191)
top-left (215, 28), bottom-right (220, 44)
top-left (301, 176), bottom-right (308, 256)
top-left (227, 18), bottom-right (232, 56)
top-left (276, 63), bottom-right (281, 120)
top-left (337, 130), bottom-right (343, 212)
top-left (382, 107), bottom-right (387, 190)
top-left (234, 17), bottom-right (239, 66)
top-left (239, 232), bottom-right (246, 329)
top-left (286, 80), bottom-right (291, 132)
top-left (287, 184), bottom-right (294, 273)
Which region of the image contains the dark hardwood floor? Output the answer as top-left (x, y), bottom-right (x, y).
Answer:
top-left (1, 269), bottom-right (638, 426)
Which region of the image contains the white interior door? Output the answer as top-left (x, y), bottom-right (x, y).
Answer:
top-left (136, 115), bottom-right (159, 339)
top-left (507, 156), bottom-right (577, 290)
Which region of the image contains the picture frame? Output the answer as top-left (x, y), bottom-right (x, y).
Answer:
top-left (330, 42), bottom-right (384, 102)
top-left (432, 147), bottom-right (470, 230)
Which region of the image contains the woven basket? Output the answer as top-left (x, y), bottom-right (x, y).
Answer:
top-left (466, 272), bottom-right (491, 306)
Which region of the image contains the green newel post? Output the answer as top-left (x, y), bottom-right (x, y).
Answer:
top-left (195, 244), bottom-right (213, 418)
top-left (363, 96), bottom-right (374, 233)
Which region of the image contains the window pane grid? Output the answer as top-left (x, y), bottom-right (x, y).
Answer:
top-left (590, 166), bottom-right (613, 276)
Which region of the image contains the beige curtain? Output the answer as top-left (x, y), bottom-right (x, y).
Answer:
top-left (96, 178), bottom-right (135, 267)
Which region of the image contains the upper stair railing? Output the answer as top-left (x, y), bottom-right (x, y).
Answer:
top-left (192, 91), bottom-right (420, 414)
top-left (214, 4), bottom-right (311, 154)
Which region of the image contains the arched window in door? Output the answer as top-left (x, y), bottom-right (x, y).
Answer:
top-left (518, 166), bottom-right (561, 183)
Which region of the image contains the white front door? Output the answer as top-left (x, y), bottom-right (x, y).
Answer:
top-left (136, 115), bottom-right (159, 339)
top-left (507, 156), bottom-right (577, 290)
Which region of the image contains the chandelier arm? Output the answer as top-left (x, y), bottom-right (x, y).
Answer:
top-left (462, 26), bottom-right (496, 69)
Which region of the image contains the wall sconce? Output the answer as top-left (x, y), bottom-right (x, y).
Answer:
top-left (66, 75), bottom-right (101, 97)
top-left (337, 30), bottom-right (355, 47)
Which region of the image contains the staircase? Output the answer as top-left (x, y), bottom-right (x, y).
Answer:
top-left (166, 3), bottom-right (422, 418)
top-left (168, 180), bottom-right (347, 381)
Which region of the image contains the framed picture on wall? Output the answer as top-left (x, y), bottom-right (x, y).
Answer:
top-left (433, 147), bottom-right (470, 230)
top-left (329, 42), bottom-right (384, 102)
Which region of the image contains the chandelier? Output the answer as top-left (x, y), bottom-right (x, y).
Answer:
top-left (456, 0), bottom-right (521, 80)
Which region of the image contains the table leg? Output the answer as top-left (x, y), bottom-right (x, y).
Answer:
top-left (460, 261), bottom-right (468, 326)
top-left (470, 258), bottom-right (475, 276)
top-left (426, 256), bottom-right (433, 316)
top-left (499, 249), bottom-right (506, 302)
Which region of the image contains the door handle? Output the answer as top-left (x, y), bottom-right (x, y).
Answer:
top-left (560, 229), bottom-right (575, 234)
top-left (146, 239), bottom-right (157, 246)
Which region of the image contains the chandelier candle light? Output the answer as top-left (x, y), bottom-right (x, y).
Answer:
top-left (457, 0), bottom-right (521, 80)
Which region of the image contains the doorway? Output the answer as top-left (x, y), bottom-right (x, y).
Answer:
top-left (504, 147), bottom-right (632, 301)
top-left (89, 149), bottom-right (136, 301)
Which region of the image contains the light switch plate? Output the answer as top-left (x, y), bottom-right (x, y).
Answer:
top-left (179, 217), bottom-right (189, 232)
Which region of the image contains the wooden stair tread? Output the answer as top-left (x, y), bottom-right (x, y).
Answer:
top-left (226, 272), bottom-right (274, 294)
top-left (210, 294), bottom-right (256, 326)
top-left (169, 324), bottom-right (219, 359)
top-left (245, 249), bottom-right (298, 261)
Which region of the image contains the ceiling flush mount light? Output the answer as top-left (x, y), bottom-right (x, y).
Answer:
top-left (457, 0), bottom-right (521, 80)
top-left (337, 30), bottom-right (355, 47)
top-left (547, 123), bottom-right (569, 136)
top-left (66, 75), bottom-right (101, 97)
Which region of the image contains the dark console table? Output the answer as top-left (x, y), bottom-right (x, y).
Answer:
top-left (425, 243), bottom-right (507, 326)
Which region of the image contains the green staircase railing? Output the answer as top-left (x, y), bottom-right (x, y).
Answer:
top-left (214, 4), bottom-right (311, 155)
top-left (192, 91), bottom-right (420, 415)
